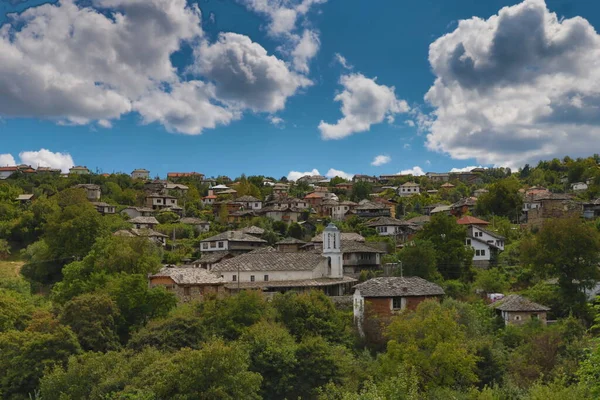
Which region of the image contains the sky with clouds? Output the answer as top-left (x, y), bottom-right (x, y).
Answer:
top-left (0, 0), bottom-right (599, 178)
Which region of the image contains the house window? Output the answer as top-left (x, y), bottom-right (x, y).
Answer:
top-left (264, 275), bottom-right (269, 282)
top-left (184, 287), bottom-right (191, 296)
top-left (218, 241), bottom-right (224, 248)
top-left (232, 275), bottom-right (237, 282)
top-left (481, 250), bottom-right (485, 256)
top-left (466, 239), bottom-right (471, 245)
top-left (171, 200), bottom-right (176, 204)
top-left (514, 315), bottom-right (521, 321)
top-left (476, 250), bottom-right (481, 256)
top-left (203, 243), bottom-right (208, 249)
top-left (157, 199), bottom-right (162, 204)
top-left (255, 203), bottom-right (259, 207)
top-left (392, 297), bottom-right (403, 310)
top-left (210, 242), bottom-right (216, 248)
top-left (250, 275), bottom-right (255, 282)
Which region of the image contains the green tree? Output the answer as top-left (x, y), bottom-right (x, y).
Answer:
top-left (521, 218), bottom-right (600, 317)
top-left (396, 240), bottom-right (440, 280)
top-left (272, 290), bottom-right (349, 344)
top-left (155, 340), bottom-right (262, 400)
top-left (0, 312), bottom-right (80, 399)
top-left (287, 222), bottom-right (304, 239)
top-left (475, 178), bottom-right (523, 220)
top-left (0, 239), bottom-right (10, 259)
top-left (240, 321), bottom-right (298, 399)
top-left (292, 336), bottom-right (354, 399)
top-left (59, 293), bottom-right (121, 352)
top-left (380, 300), bottom-right (479, 390)
top-left (351, 181), bottom-right (373, 202)
top-left (0, 288), bottom-right (33, 332)
top-left (418, 214), bottom-right (473, 281)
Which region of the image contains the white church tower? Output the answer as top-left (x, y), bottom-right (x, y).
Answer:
top-left (323, 223), bottom-right (343, 278)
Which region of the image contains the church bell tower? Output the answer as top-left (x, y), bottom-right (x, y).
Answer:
top-left (322, 223), bottom-right (343, 278)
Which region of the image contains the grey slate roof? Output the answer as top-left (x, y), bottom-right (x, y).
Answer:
top-left (366, 216), bottom-right (414, 227)
top-left (131, 228), bottom-right (168, 238)
top-left (355, 201), bottom-right (387, 210)
top-left (491, 295), bottom-right (550, 312)
top-left (341, 240), bottom-right (386, 254)
top-left (129, 216), bottom-right (159, 225)
top-left (180, 217), bottom-right (209, 225)
top-left (226, 276), bottom-right (356, 290)
top-left (354, 277), bottom-right (445, 297)
top-left (241, 226), bottom-right (265, 235)
top-left (276, 237), bottom-right (306, 245)
top-left (312, 232), bottom-right (365, 243)
top-left (193, 251), bottom-right (232, 264)
top-left (150, 267), bottom-right (226, 285)
top-left (212, 247), bottom-right (325, 272)
top-left (201, 231), bottom-right (267, 243)
top-left (236, 195), bottom-right (260, 202)
top-left (17, 194), bottom-right (34, 200)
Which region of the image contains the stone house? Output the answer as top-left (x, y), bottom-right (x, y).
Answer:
top-left (366, 216), bottom-right (417, 241)
top-left (397, 182), bottom-right (420, 197)
top-left (526, 194), bottom-right (581, 229)
top-left (490, 295), bottom-right (550, 326)
top-left (75, 184), bottom-right (101, 201)
top-left (426, 172), bottom-right (450, 182)
top-left (340, 240), bottom-right (386, 276)
top-left (260, 204), bottom-right (302, 223)
top-left (148, 266), bottom-right (226, 302)
top-left (275, 237), bottom-right (306, 253)
top-left (192, 252), bottom-right (235, 270)
top-left (121, 207), bottom-right (155, 219)
top-left (145, 193), bottom-right (178, 211)
top-left (355, 201), bottom-right (391, 218)
top-left (179, 218), bottom-right (210, 233)
top-left (131, 169), bottom-right (150, 180)
top-left (353, 175), bottom-right (378, 183)
top-left (92, 202), bottom-right (116, 215)
top-left (129, 216), bottom-right (159, 230)
top-left (69, 166), bottom-right (90, 175)
top-left (353, 276), bottom-right (445, 337)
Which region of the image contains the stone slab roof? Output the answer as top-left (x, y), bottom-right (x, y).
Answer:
top-left (236, 195), bottom-right (260, 202)
top-left (201, 230), bottom-right (267, 243)
top-left (180, 217), bottom-right (209, 225)
top-left (276, 237), bottom-right (307, 245)
top-left (129, 216), bottom-right (159, 225)
top-left (491, 295), bottom-right (550, 312)
top-left (312, 232), bottom-right (365, 243)
top-left (150, 267), bottom-right (226, 285)
top-left (193, 251), bottom-right (233, 264)
top-left (241, 226), bottom-right (265, 235)
top-left (366, 216), bottom-right (413, 227)
top-left (212, 247), bottom-right (325, 272)
top-left (225, 276), bottom-right (356, 290)
top-left (354, 277), bottom-right (445, 297)
top-left (341, 240), bottom-right (386, 254)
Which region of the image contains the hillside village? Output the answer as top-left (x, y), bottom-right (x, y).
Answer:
top-left (2, 155), bottom-right (600, 398)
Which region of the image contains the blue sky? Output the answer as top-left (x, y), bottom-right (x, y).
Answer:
top-left (1, 0), bottom-right (600, 179)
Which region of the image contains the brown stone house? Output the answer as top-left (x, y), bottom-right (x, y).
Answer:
top-left (353, 276), bottom-right (445, 337)
top-left (490, 295), bottom-right (550, 326)
top-left (148, 266), bottom-right (226, 302)
top-left (526, 194), bottom-right (581, 229)
top-left (275, 237), bottom-right (306, 253)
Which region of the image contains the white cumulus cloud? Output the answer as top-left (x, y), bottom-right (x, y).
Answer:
top-left (319, 73), bottom-right (410, 139)
top-left (326, 168), bottom-right (354, 180)
top-left (425, 0), bottom-right (600, 167)
top-left (398, 166), bottom-right (425, 176)
top-left (371, 155), bottom-right (391, 166)
top-left (287, 168), bottom-right (321, 181)
top-left (0, 154), bottom-right (16, 166)
top-left (450, 166), bottom-right (484, 173)
top-left (194, 33), bottom-right (311, 113)
top-left (18, 149), bottom-right (75, 172)
top-left (291, 29), bottom-right (320, 73)
top-left (334, 53), bottom-right (352, 70)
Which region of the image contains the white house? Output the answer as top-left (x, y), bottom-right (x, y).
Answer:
top-left (211, 223), bottom-right (355, 296)
top-left (397, 182), bottom-right (420, 197)
top-left (236, 195), bottom-right (263, 210)
top-left (0, 166), bottom-right (18, 180)
top-left (571, 182), bottom-right (589, 192)
top-left (200, 231), bottom-right (267, 254)
top-left (131, 169), bottom-right (150, 180)
top-left (465, 225), bottom-right (505, 267)
top-left (91, 202), bottom-right (116, 215)
top-left (365, 216), bottom-right (416, 239)
top-left (331, 201), bottom-right (357, 221)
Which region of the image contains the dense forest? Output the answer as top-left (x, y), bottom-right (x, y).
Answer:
top-left (1, 155), bottom-right (600, 399)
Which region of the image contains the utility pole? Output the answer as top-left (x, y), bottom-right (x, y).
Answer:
top-left (237, 264), bottom-right (240, 291)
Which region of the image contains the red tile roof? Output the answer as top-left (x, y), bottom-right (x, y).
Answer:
top-left (456, 216), bottom-right (489, 226)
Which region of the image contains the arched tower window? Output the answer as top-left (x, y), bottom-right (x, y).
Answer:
top-left (327, 257), bottom-right (332, 275)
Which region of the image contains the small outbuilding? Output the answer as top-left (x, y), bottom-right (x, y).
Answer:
top-left (490, 294), bottom-right (550, 326)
